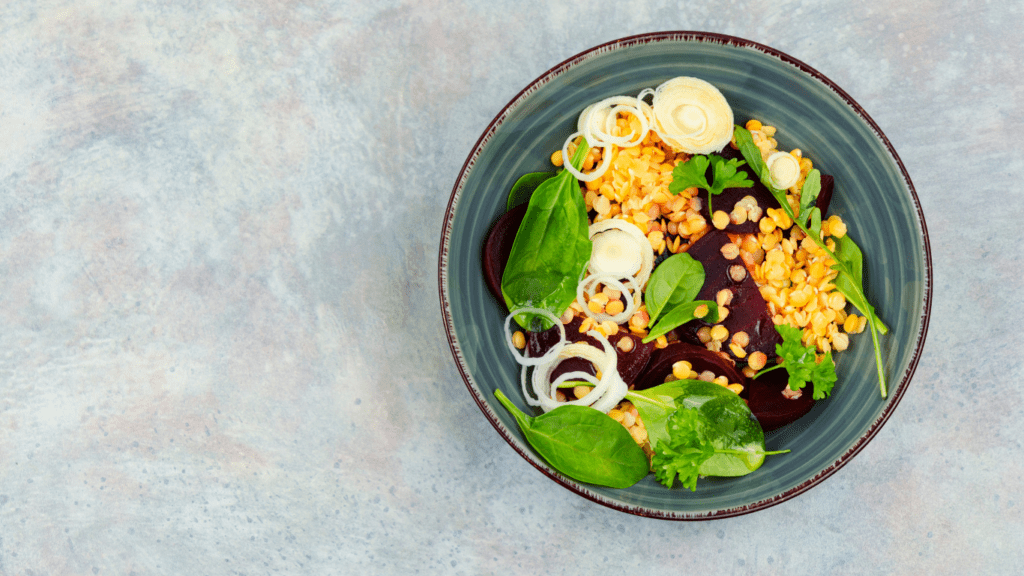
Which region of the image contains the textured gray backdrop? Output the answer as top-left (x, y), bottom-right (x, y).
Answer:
top-left (1, 1), bottom-right (1020, 574)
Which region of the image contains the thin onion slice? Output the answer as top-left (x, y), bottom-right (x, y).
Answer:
top-left (527, 331), bottom-right (627, 413)
top-left (588, 219), bottom-right (654, 288)
top-left (560, 132), bottom-right (613, 182)
top-left (576, 273), bottom-right (638, 325)
top-left (549, 370), bottom-right (601, 402)
top-left (504, 307), bottom-right (566, 367)
top-left (578, 96), bottom-right (650, 148)
top-left (648, 77), bottom-right (733, 155)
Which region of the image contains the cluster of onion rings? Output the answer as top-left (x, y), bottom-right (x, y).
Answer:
top-left (522, 331), bottom-right (628, 413)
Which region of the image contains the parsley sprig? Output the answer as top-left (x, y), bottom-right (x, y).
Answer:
top-left (756, 324), bottom-right (838, 400)
top-left (668, 154), bottom-right (753, 214)
top-left (651, 404), bottom-right (790, 491)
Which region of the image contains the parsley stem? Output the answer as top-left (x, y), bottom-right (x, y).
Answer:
top-left (752, 363), bottom-right (785, 379)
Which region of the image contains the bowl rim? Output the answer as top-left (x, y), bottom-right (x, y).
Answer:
top-left (438, 31), bottom-right (933, 520)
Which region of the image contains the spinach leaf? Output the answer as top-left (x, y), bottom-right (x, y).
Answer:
top-left (645, 382), bottom-right (787, 490)
top-left (501, 139), bottom-right (593, 330)
top-left (507, 171), bottom-right (555, 212)
top-left (494, 390), bottom-right (650, 489)
top-left (644, 253), bottom-right (706, 324)
top-left (642, 300), bottom-right (719, 344)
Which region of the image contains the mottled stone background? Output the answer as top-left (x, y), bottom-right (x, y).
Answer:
top-left (0, 0), bottom-right (1020, 574)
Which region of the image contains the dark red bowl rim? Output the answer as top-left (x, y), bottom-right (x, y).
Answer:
top-left (437, 31), bottom-right (932, 520)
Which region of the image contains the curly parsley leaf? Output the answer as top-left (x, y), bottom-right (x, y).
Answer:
top-left (764, 323), bottom-right (838, 400)
top-left (669, 154), bottom-right (753, 213)
top-left (651, 407), bottom-right (715, 491)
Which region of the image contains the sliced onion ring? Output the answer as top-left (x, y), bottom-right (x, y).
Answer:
top-left (576, 273), bottom-right (638, 325)
top-left (588, 218), bottom-right (654, 288)
top-left (560, 132), bottom-right (612, 182)
top-left (526, 331), bottom-right (628, 413)
top-left (504, 307), bottom-right (566, 367)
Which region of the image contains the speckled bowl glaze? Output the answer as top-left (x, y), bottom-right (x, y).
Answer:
top-left (439, 32), bottom-right (931, 520)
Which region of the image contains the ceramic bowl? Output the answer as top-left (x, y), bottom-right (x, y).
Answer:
top-left (439, 32), bottom-right (931, 519)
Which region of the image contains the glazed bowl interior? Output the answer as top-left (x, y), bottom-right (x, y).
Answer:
top-left (439, 32), bottom-right (931, 519)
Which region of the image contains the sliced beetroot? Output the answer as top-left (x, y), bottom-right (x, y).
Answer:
top-left (633, 342), bottom-right (744, 391)
top-left (816, 174), bottom-right (834, 216)
top-left (526, 316), bottom-right (654, 386)
top-left (673, 229), bottom-right (781, 364)
top-left (745, 368), bottom-right (816, 431)
top-left (482, 203), bottom-right (528, 309)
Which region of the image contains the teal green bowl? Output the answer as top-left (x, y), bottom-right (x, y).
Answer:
top-left (439, 32), bottom-right (931, 519)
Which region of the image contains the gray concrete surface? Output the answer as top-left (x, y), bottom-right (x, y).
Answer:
top-left (1, 1), bottom-right (1021, 574)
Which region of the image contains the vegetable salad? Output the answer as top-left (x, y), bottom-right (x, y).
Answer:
top-left (489, 77), bottom-right (887, 490)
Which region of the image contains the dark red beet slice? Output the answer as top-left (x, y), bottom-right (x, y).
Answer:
top-left (633, 342), bottom-right (744, 391)
top-left (816, 174), bottom-right (834, 216)
top-left (526, 317), bottom-right (655, 386)
top-left (673, 229), bottom-right (781, 364)
top-left (745, 368), bottom-right (816, 431)
top-left (482, 203), bottom-right (528, 309)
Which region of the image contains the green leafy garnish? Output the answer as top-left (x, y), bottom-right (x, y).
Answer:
top-left (642, 300), bottom-right (719, 344)
top-left (756, 324), bottom-right (837, 400)
top-left (494, 390), bottom-right (650, 489)
top-left (668, 154), bottom-right (753, 214)
top-left (506, 171), bottom-right (555, 211)
top-left (501, 140), bottom-right (593, 330)
top-left (651, 407), bottom-right (714, 490)
top-left (640, 252), bottom-right (718, 343)
top-left (733, 124), bottom-right (890, 398)
top-left (629, 381), bottom-right (789, 491)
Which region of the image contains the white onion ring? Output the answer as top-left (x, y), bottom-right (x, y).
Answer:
top-left (549, 370), bottom-right (602, 402)
top-left (578, 96), bottom-right (650, 148)
top-left (504, 307), bottom-right (566, 367)
top-left (576, 273), bottom-right (638, 325)
top-left (526, 330), bottom-right (628, 413)
top-left (560, 132), bottom-right (613, 182)
top-left (588, 219), bottom-right (654, 288)
top-left (649, 77), bottom-right (733, 155)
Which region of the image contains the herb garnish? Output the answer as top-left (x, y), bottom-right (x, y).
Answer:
top-left (734, 125), bottom-right (890, 398)
top-left (755, 324), bottom-right (838, 400)
top-left (631, 381), bottom-right (789, 491)
top-left (668, 154), bottom-right (753, 214)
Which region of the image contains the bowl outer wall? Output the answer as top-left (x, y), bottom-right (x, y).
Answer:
top-left (438, 32), bottom-right (932, 519)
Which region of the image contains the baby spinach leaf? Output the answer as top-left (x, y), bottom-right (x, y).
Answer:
top-left (506, 171), bottom-right (555, 212)
top-left (644, 253), bottom-right (706, 324)
top-left (501, 140), bottom-right (593, 330)
top-left (642, 300), bottom-right (719, 344)
top-left (494, 390), bottom-right (650, 489)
